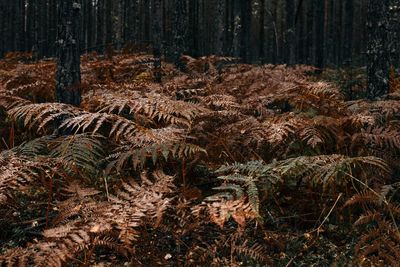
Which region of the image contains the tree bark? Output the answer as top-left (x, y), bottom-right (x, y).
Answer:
top-left (240, 0), bottom-right (252, 63)
top-left (313, 0), bottom-right (325, 69)
top-left (343, 0), bottom-right (354, 65)
top-left (152, 0), bottom-right (163, 83)
top-left (172, 0), bottom-right (187, 71)
top-left (105, 0), bottom-right (112, 46)
top-left (232, 0), bottom-right (242, 58)
top-left (366, 0), bottom-right (390, 99)
top-left (285, 0), bottom-right (296, 65)
top-left (96, 0), bottom-right (104, 52)
top-left (215, 0), bottom-right (225, 55)
top-left (56, 0), bottom-right (81, 106)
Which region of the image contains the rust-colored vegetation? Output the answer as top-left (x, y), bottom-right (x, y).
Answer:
top-left (0, 52), bottom-right (400, 266)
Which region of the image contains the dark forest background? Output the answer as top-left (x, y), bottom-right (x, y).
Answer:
top-left (1, 0), bottom-right (400, 68)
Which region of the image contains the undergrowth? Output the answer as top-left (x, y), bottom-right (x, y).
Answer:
top-left (0, 52), bottom-right (399, 266)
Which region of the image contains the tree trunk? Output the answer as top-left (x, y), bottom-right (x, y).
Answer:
top-left (172, 0), bottom-right (187, 71)
top-left (343, 0), bottom-right (354, 65)
top-left (366, 0), bottom-right (390, 99)
top-left (232, 0), bottom-right (242, 58)
top-left (313, 0), bottom-right (325, 69)
top-left (56, 0), bottom-right (81, 106)
top-left (215, 0), bottom-right (225, 55)
top-left (285, 0), bottom-right (296, 65)
top-left (240, 0), bottom-right (252, 63)
top-left (96, 0), bottom-right (104, 52)
top-left (48, 0), bottom-right (57, 56)
top-left (0, 1), bottom-right (5, 58)
top-left (152, 0), bottom-right (163, 83)
top-left (105, 0), bottom-right (112, 47)
top-left (389, 0), bottom-right (400, 68)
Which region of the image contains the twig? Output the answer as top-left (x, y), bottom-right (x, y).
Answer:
top-left (314, 193), bottom-right (343, 235)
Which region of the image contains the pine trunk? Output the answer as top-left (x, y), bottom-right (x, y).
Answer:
top-left (366, 0), bottom-right (390, 99)
top-left (172, 0), bottom-right (187, 71)
top-left (152, 0), bottom-right (163, 83)
top-left (56, 0), bottom-right (81, 106)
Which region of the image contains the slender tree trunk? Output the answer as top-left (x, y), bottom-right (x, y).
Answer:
top-left (240, 0), bottom-right (252, 63)
top-left (313, 0), bottom-right (325, 69)
top-left (367, 0), bottom-right (390, 99)
top-left (48, 0), bottom-right (57, 56)
top-left (116, 0), bottom-right (124, 49)
top-left (285, 0), bottom-right (296, 65)
top-left (188, 0), bottom-right (198, 56)
top-left (82, 0), bottom-right (89, 53)
top-left (87, 0), bottom-right (95, 52)
top-left (15, 0), bottom-right (24, 52)
top-left (216, 0), bottom-right (225, 55)
top-left (343, 0), bottom-right (354, 65)
top-left (105, 0), bottom-right (112, 47)
top-left (297, 0), bottom-right (306, 63)
top-left (259, 0), bottom-right (266, 63)
top-left (0, 1), bottom-right (5, 58)
top-left (172, 0), bottom-right (187, 71)
top-left (32, 0), bottom-right (39, 60)
top-left (389, 0), bottom-right (400, 68)
top-left (56, 0), bottom-right (81, 106)
top-left (152, 0), bottom-right (163, 83)
top-left (232, 0), bottom-right (242, 58)
top-left (96, 0), bottom-right (104, 52)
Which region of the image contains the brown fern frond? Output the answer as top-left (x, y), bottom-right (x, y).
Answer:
top-left (299, 116), bottom-right (340, 149)
top-left (353, 211), bottom-right (382, 226)
top-left (233, 239), bottom-right (273, 265)
top-left (192, 198), bottom-right (257, 228)
top-left (8, 103), bottom-right (82, 132)
top-left (343, 191), bottom-right (380, 208)
top-left (255, 116), bottom-right (306, 146)
top-left (199, 94), bottom-right (241, 111)
top-left (107, 142), bottom-right (206, 172)
top-left (0, 93), bottom-right (31, 110)
top-left (347, 99), bottom-right (400, 121)
top-left (0, 171), bottom-right (175, 266)
top-left (352, 127), bottom-right (400, 152)
top-left (0, 155), bottom-right (51, 200)
top-left (92, 91), bottom-right (207, 127)
top-left (59, 112), bottom-right (142, 139)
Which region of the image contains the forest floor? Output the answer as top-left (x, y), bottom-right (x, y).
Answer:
top-left (0, 52), bottom-right (399, 266)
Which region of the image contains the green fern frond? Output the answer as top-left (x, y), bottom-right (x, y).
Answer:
top-left (10, 135), bottom-right (55, 157)
top-left (214, 155), bottom-right (389, 215)
top-left (49, 134), bottom-right (105, 177)
top-left (213, 184), bottom-right (245, 198)
top-left (276, 155), bottom-right (389, 189)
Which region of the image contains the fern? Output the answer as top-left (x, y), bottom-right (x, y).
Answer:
top-left (49, 134), bottom-right (105, 177)
top-left (92, 91), bottom-right (207, 127)
top-left (106, 142), bottom-right (206, 172)
top-left (0, 171), bottom-right (175, 266)
top-left (6, 135), bottom-right (54, 158)
top-left (344, 186), bottom-right (400, 266)
top-left (213, 155), bottom-right (389, 215)
top-left (8, 103), bottom-right (82, 132)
